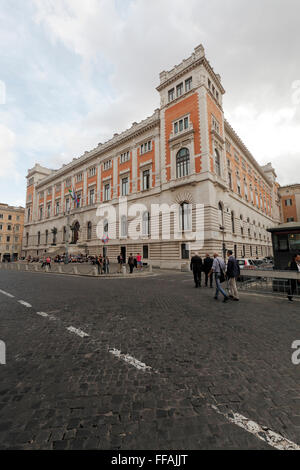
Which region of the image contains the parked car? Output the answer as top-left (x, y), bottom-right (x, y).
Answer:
top-left (236, 259), bottom-right (257, 270)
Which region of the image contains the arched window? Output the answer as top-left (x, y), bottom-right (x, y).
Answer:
top-left (180, 202), bottom-right (191, 231)
top-left (63, 226), bottom-right (66, 242)
top-left (120, 216), bottom-right (127, 237)
top-left (26, 232), bottom-right (29, 246)
top-left (87, 222), bottom-right (92, 240)
top-left (214, 149), bottom-right (221, 176)
top-left (231, 211), bottom-right (235, 233)
top-left (176, 148), bottom-right (190, 178)
top-left (218, 202), bottom-right (224, 228)
top-left (45, 230), bottom-right (48, 245)
top-left (142, 211), bottom-right (150, 237)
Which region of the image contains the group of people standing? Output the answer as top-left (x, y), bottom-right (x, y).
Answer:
top-left (117, 253), bottom-right (143, 274)
top-left (95, 254), bottom-right (110, 274)
top-left (190, 251), bottom-right (241, 303)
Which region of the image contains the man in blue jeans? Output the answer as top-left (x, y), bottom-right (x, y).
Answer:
top-left (208, 253), bottom-right (229, 303)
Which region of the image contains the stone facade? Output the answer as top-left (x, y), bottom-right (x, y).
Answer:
top-left (23, 45), bottom-right (280, 268)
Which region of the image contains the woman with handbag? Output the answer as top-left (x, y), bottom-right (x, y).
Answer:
top-left (208, 253), bottom-right (229, 303)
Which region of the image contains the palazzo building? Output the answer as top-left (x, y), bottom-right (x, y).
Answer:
top-left (0, 203), bottom-right (24, 262)
top-left (279, 184), bottom-right (300, 223)
top-left (23, 45), bottom-right (281, 268)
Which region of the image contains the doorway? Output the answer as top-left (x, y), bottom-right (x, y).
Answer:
top-left (121, 246), bottom-right (126, 263)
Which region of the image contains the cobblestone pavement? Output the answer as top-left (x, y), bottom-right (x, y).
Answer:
top-left (0, 269), bottom-right (299, 450)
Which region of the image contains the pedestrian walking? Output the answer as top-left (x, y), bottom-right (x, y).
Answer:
top-left (209, 253), bottom-right (229, 302)
top-left (46, 256), bottom-right (51, 269)
top-left (117, 253), bottom-right (123, 273)
top-left (226, 250), bottom-right (240, 301)
top-left (287, 253), bottom-right (300, 302)
top-left (203, 254), bottom-right (213, 288)
top-left (128, 253), bottom-right (135, 274)
top-left (104, 256), bottom-right (110, 274)
top-left (190, 252), bottom-right (203, 288)
top-left (136, 253), bottom-right (142, 271)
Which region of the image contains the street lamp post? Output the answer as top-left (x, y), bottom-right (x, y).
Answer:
top-left (220, 225), bottom-right (226, 260)
top-left (65, 209), bottom-right (70, 264)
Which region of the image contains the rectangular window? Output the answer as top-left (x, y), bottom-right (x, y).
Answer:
top-left (55, 201), bottom-right (60, 215)
top-left (212, 115), bottom-right (220, 134)
top-left (179, 120), bottom-right (183, 132)
top-left (184, 117), bottom-right (189, 129)
top-left (8, 215), bottom-right (12, 220)
top-left (0, 214), bottom-right (3, 219)
top-left (89, 189), bottom-right (95, 205)
top-left (122, 177), bottom-right (129, 196)
top-left (6, 236), bottom-right (10, 242)
top-left (185, 77), bottom-right (192, 92)
top-left (103, 160), bottom-right (112, 170)
top-left (228, 172), bottom-right (232, 190)
top-left (174, 122), bottom-right (178, 134)
top-left (66, 198), bottom-right (70, 212)
top-left (143, 245), bottom-right (149, 259)
top-left (65, 178), bottom-right (71, 187)
top-left (7, 225), bottom-right (11, 230)
top-left (285, 199), bottom-right (293, 206)
top-left (89, 167), bottom-right (96, 177)
top-left (168, 88), bottom-right (174, 102)
top-left (55, 184), bottom-right (61, 192)
top-left (15, 225), bottom-right (19, 231)
top-left (47, 204), bottom-right (51, 218)
top-left (176, 83), bottom-right (183, 98)
top-left (0, 224), bottom-right (2, 230)
top-left (181, 243), bottom-right (190, 260)
top-left (287, 217), bottom-right (295, 222)
top-left (47, 188), bottom-right (52, 196)
top-left (143, 169), bottom-right (150, 190)
top-left (39, 206), bottom-right (43, 220)
top-left (120, 152), bottom-right (130, 163)
top-left (76, 173), bottom-right (82, 182)
top-left (104, 184), bottom-right (110, 201)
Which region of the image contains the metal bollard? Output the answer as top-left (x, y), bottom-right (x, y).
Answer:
top-left (35, 265), bottom-right (38, 272)
top-left (25, 265), bottom-right (28, 271)
top-left (73, 266), bottom-right (78, 275)
top-left (58, 265), bottom-right (62, 273)
top-left (45, 265), bottom-right (49, 273)
top-left (93, 267), bottom-right (98, 276)
top-left (149, 262), bottom-right (153, 273)
top-left (122, 265), bottom-right (127, 276)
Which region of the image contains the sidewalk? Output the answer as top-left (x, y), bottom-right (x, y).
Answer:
top-left (0, 261), bottom-right (155, 279)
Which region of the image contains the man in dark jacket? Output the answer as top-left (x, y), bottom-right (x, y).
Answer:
top-left (287, 253), bottom-right (300, 302)
top-left (190, 252), bottom-right (203, 288)
top-left (203, 254), bottom-right (213, 287)
top-left (226, 250), bottom-right (240, 301)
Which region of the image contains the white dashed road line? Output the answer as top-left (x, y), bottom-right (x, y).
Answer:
top-left (2, 285), bottom-right (300, 450)
top-left (211, 404), bottom-right (300, 450)
top-left (0, 289), bottom-right (15, 298)
top-left (67, 326), bottom-right (89, 338)
top-left (18, 300), bottom-right (32, 308)
top-left (109, 348), bottom-right (153, 372)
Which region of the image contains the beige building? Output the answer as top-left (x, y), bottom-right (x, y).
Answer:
top-left (0, 203), bottom-right (24, 262)
top-left (23, 45), bottom-right (280, 268)
top-left (279, 184), bottom-right (300, 223)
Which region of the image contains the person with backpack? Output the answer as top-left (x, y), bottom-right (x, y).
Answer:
top-left (226, 250), bottom-right (240, 301)
top-left (209, 253), bottom-right (229, 303)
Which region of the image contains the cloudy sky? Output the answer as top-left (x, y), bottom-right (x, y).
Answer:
top-left (1, 0), bottom-right (299, 207)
